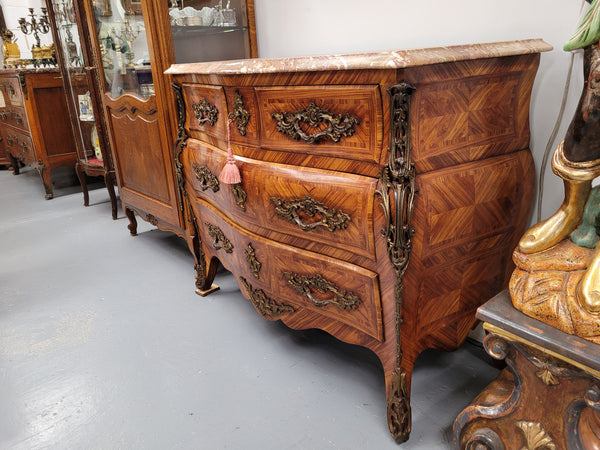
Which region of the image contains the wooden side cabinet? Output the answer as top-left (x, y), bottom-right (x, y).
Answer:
top-left (0, 69), bottom-right (77, 199)
top-left (81, 0), bottom-right (257, 236)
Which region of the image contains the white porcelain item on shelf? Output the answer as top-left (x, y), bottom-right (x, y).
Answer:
top-left (200, 7), bottom-right (215, 26)
top-left (91, 126), bottom-right (102, 162)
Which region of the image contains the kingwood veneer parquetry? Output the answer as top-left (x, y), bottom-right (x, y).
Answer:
top-left (166, 39), bottom-right (551, 443)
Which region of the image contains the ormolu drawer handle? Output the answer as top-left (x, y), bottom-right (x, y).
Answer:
top-left (8, 85), bottom-right (15, 96)
top-left (192, 98), bottom-right (218, 126)
top-left (205, 222), bottom-right (233, 253)
top-left (192, 164), bottom-right (219, 192)
top-left (6, 134), bottom-right (13, 145)
top-left (270, 194), bottom-right (351, 232)
top-left (0, 111), bottom-right (6, 120)
top-left (271, 102), bottom-right (359, 144)
top-left (15, 113), bottom-right (22, 125)
top-left (21, 141), bottom-right (28, 152)
top-left (284, 272), bottom-right (361, 310)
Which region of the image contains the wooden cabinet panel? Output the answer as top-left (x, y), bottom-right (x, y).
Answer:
top-left (408, 54), bottom-right (537, 173)
top-left (32, 85), bottom-right (77, 158)
top-left (107, 97), bottom-right (170, 203)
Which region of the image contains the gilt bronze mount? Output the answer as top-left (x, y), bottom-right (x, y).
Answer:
top-left (271, 194), bottom-right (351, 232)
top-left (272, 102), bottom-right (359, 144)
top-left (284, 272), bottom-right (361, 310)
top-left (192, 163), bottom-right (220, 192)
top-left (205, 222), bottom-right (233, 253)
top-left (192, 98), bottom-right (218, 126)
top-left (240, 277), bottom-right (295, 318)
top-left (228, 90), bottom-right (250, 136)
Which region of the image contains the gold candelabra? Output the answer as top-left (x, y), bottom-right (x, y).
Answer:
top-left (18, 7), bottom-right (50, 50)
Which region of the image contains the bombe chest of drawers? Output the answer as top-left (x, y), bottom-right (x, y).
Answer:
top-left (166, 39), bottom-right (551, 443)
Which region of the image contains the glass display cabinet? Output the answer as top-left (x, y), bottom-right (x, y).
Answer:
top-left (81, 0), bottom-right (256, 237)
top-left (45, 0), bottom-right (118, 219)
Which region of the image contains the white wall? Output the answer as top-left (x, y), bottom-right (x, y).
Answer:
top-left (1, 0), bottom-right (590, 221)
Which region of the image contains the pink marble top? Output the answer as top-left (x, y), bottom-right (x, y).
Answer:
top-left (166, 39), bottom-right (552, 76)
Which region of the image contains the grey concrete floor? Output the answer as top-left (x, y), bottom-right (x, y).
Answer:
top-left (0, 167), bottom-right (501, 449)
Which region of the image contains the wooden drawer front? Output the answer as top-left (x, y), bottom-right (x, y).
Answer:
top-left (196, 202), bottom-right (383, 341)
top-left (5, 130), bottom-right (34, 164)
top-left (255, 85), bottom-right (383, 163)
top-left (0, 106), bottom-right (28, 131)
top-left (184, 140), bottom-right (378, 261)
top-left (182, 84), bottom-right (227, 140)
top-left (2, 77), bottom-right (23, 106)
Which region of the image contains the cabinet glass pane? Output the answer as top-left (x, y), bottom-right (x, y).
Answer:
top-left (51, 0), bottom-right (102, 164)
top-left (91, 0), bottom-right (153, 98)
top-left (169, 0), bottom-right (251, 63)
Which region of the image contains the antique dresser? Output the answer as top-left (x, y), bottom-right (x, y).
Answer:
top-left (0, 69), bottom-right (77, 198)
top-left (166, 39), bottom-right (552, 443)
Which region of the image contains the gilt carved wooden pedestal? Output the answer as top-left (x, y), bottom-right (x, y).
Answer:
top-left (453, 291), bottom-right (600, 449)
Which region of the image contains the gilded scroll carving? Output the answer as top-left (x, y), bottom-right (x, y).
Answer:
top-left (205, 222), bottom-right (233, 253)
top-left (271, 194), bottom-right (351, 232)
top-left (283, 272), bottom-right (361, 310)
top-left (240, 277), bottom-right (295, 317)
top-left (228, 90), bottom-right (250, 136)
top-left (271, 102), bottom-right (359, 144)
top-left (192, 163), bottom-right (220, 192)
top-left (192, 98), bottom-right (218, 126)
top-left (516, 421), bottom-right (556, 450)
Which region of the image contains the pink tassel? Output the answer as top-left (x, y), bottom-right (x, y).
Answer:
top-left (220, 119), bottom-right (241, 184)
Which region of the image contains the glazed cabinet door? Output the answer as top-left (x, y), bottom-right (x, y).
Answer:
top-left (45, 0), bottom-right (119, 219)
top-left (83, 0), bottom-right (182, 233)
